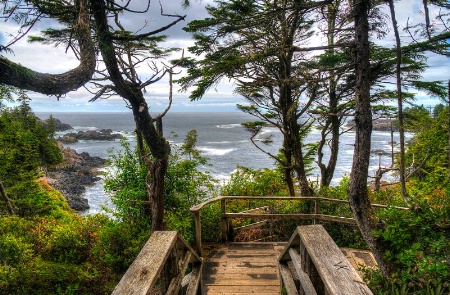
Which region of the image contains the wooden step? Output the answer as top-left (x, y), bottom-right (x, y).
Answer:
top-left (202, 242), bottom-right (285, 295)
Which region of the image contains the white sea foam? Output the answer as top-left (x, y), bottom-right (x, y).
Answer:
top-left (213, 172), bottom-right (232, 182)
top-left (73, 126), bottom-right (98, 131)
top-left (198, 147), bottom-right (236, 156)
top-left (208, 140), bottom-right (248, 144)
top-left (216, 123), bottom-right (242, 129)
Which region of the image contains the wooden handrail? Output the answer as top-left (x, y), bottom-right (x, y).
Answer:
top-left (111, 231), bottom-right (202, 295)
top-left (190, 195), bottom-right (408, 253)
top-left (279, 225), bottom-right (373, 294)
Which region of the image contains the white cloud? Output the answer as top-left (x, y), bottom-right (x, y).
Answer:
top-left (1, 0), bottom-right (448, 113)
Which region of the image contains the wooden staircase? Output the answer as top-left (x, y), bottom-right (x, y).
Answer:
top-left (202, 242), bottom-right (286, 294)
top-left (111, 194), bottom-right (406, 294)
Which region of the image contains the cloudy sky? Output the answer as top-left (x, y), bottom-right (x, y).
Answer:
top-left (1, 0), bottom-right (448, 113)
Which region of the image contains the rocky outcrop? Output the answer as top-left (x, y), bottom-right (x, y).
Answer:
top-left (58, 129), bottom-right (122, 143)
top-left (46, 144), bottom-right (106, 211)
top-left (40, 117), bottom-right (74, 131)
top-left (346, 118), bottom-right (398, 132)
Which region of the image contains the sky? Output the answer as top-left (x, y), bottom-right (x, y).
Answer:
top-left (1, 0), bottom-right (449, 113)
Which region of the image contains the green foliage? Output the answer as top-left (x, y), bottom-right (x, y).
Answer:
top-left (0, 204), bottom-right (117, 294)
top-left (404, 107), bottom-right (449, 185)
top-left (402, 104), bottom-right (433, 133)
top-left (10, 179), bottom-right (71, 218)
top-left (221, 166), bottom-right (289, 196)
top-left (104, 130), bottom-right (217, 243)
top-left (0, 104), bottom-right (62, 188)
top-left (433, 103), bottom-right (445, 119)
top-left (316, 176), bottom-right (367, 248)
top-left (91, 218), bottom-right (151, 275)
top-left (104, 139), bottom-right (148, 223)
top-left (368, 188), bottom-right (450, 294)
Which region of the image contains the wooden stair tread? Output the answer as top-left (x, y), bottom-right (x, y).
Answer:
top-left (202, 243), bottom-right (283, 295)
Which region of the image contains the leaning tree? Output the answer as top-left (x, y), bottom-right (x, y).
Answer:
top-left (0, 0), bottom-right (190, 231)
top-left (179, 0), bottom-right (336, 196)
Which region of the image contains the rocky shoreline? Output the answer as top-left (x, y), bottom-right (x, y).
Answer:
top-left (345, 118), bottom-right (398, 132)
top-left (58, 129), bottom-right (122, 144)
top-left (46, 144), bottom-right (107, 211)
top-left (39, 117), bottom-right (110, 211)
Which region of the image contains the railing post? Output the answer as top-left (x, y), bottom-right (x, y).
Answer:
top-left (313, 198), bottom-right (320, 224)
top-left (221, 198), bottom-right (228, 243)
top-left (194, 211), bottom-right (202, 254)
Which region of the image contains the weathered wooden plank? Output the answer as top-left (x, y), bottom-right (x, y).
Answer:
top-left (208, 292), bottom-right (280, 295)
top-left (166, 251), bottom-right (192, 295)
top-left (279, 229), bottom-right (300, 261)
top-left (234, 219), bottom-right (271, 232)
top-left (279, 263), bottom-right (299, 295)
top-left (207, 256), bottom-right (278, 264)
top-left (204, 285), bottom-right (280, 293)
top-left (289, 248), bottom-right (318, 295)
top-left (202, 243), bottom-right (282, 295)
top-left (297, 225), bottom-right (373, 295)
top-left (203, 265), bottom-right (278, 274)
top-left (204, 278), bottom-right (280, 286)
top-left (207, 293), bottom-right (278, 295)
top-left (224, 213), bottom-right (357, 225)
top-left (191, 195), bottom-right (408, 212)
top-left (203, 273), bottom-right (278, 280)
top-left (111, 231), bottom-right (178, 295)
top-left (186, 264), bottom-right (203, 295)
top-left (227, 242), bottom-right (278, 250)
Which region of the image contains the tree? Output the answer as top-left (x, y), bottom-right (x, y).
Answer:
top-left (0, 103), bottom-right (62, 215)
top-left (433, 103), bottom-right (445, 119)
top-left (386, 0), bottom-right (450, 201)
top-left (180, 0), bottom-right (335, 196)
top-left (0, 0), bottom-right (189, 231)
top-left (105, 130), bottom-right (216, 242)
top-left (310, 0), bottom-right (356, 188)
top-left (347, 0), bottom-right (395, 278)
top-left (0, 0), bottom-right (96, 95)
top-left (405, 106), bottom-right (449, 184)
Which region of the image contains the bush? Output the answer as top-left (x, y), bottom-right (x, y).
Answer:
top-left (221, 166), bottom-right (289, 196)
top-left (104, 131), bottom-right (217, 243)
top-left (367, 188), bottom-right (450, 294)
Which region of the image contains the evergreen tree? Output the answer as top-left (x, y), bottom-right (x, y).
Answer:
top-left (0, 0), bottom-right (190, 230)
top-left (179, 0), bottom-right (335, 196)
top-left (0, 104), bottom-right (62, 215)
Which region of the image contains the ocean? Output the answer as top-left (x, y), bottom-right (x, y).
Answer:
top-left (35, 112), bottom-right (403, 214)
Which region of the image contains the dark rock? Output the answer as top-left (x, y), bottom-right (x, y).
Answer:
top-left (58, 129), bottom-right (122, 143)
top-left (59, 135), bottom-right (78, 144)
top-left (40, 117), bottom-right (74, 131)
top-left (345, 118), bottom-right (398, 132)
top-left (47, 145), bottom-right (106, 211)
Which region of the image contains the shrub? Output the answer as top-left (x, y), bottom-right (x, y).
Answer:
top-left (367, 189), bottom-right (450, 294)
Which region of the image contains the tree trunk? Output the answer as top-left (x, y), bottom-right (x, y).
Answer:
top-left (290, 116), bottom-right (314, 196)
top-left (91, 0), bottom-right (171, 231)
top-left (0, 181), bottom-right (14, 215)
top-left (318, 2), bottom-right (341, 188)
top-left (318, 92), bottom-right (341, 188)
top-left (0, 0), bottom-right (95, 96)
top-left (146, 158), bottom-right (168, 231)
top-left (388, 0), bottom-right (408, 202)
top-left (281, 129), bottom-right (296, 196)
top-left (348, 0), bottom-right (394, 278)
top-left (128, 96), bottom-right (170, 231)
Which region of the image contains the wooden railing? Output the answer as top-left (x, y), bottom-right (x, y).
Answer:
top-left (111, 231), bottom-right (202, 295)
top-left (279, 225), bottom-right (373, 295)
top-left (190, 195), bottom-right (408, 253)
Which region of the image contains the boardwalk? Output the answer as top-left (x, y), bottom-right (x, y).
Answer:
top-left (202, 242), bottom-right (286, 295)
top-left (201, 242), bottom-right (377, 295)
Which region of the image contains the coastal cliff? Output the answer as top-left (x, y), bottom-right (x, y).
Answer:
top-left (46, 143), bottom-right (106, 211)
